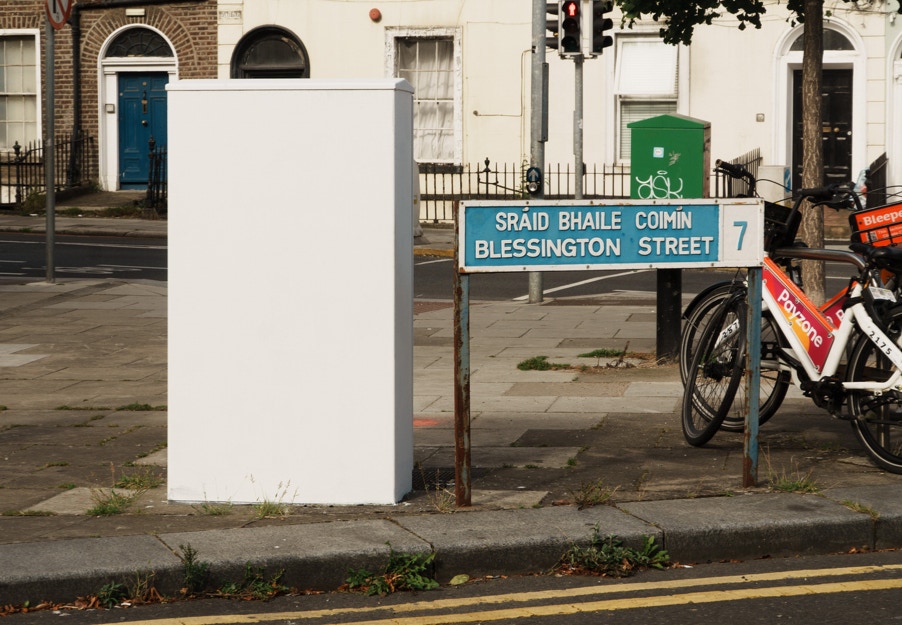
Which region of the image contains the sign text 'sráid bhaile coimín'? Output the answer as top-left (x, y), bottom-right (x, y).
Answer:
top-left (458, 200), bottom-right (764, 273)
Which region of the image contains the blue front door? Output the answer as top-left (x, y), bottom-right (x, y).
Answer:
top-left (118, 73), bottom-right (168, 189)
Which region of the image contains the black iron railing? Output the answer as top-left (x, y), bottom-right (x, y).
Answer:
top-left (0, 134), bottom-right (96, 209)
top-left (419, 151), bottom-right (763, 222)
top-left (145, 136), bottom-right (167, 216)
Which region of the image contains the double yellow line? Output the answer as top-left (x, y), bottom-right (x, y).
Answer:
top-left (120, 564), bottom-right (902, 625)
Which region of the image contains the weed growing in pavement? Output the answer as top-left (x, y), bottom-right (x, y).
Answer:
top-left (1, 509), bottom-right (55, 516)
top-left (116, 403), bottom-right (167, 411)
top-left (251, 480), bottom-right (297, 519)
top-left (87, 489), bottom-right (138, 516)
top-left (180, 544), bottom-right (211, 595)
top-left (569, 478), bottom-right (619, 509)
top-left (197, 501), bottom-right (234, 516)
top-left (56, 405), bottom-right (112, 411)
top-left (114, 466), bottom-right (164, 490)
top-left (578, 348), bottom-right (626, 367)
top-left (216, 564), bottom-right (288, 600)
top-left (556, 528), bottom-right (670, 577)
top-left (128, 569), bottom-right (163, 603)
top-left (345, 543), bottom-right (439, 596)
top-left (840, 500), bottom-right (880, 520)
top-left (517, 355), bottom-right (570, 371)
top-left (764, 451), bottom-right (820, 493)
top-left (96, 582), bottom-right (128, 608)
top-left (72, 415), bottom-right (105, 427)
top-left (416, 466), bottom-right (455, 513)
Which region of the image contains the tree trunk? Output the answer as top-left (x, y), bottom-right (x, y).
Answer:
top-left (799, 0), bottom-right (826, 305)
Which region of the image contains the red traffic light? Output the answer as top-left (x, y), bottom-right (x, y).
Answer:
top-left (563, 0), bottom-right (579, 17)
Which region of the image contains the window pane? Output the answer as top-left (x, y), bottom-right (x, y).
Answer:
top-left (7, 67), bottom-right (23, 92)
top-left (616, 40), bottom-right (677, 96)
top-left (0, 35), bottom-right (37, 150)
top-left (24, 96), bottom-right (35, 121)
top-left (6, 40), bottom-right (21, 65)
top-left (619, 101), bottom-right (677, 160)
top-left (399, 36), bottom-right (455, 163)
top-left (399, 40), bottom-right (417, 69)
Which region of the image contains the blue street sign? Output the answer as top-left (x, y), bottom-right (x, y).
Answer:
top-left (458, 199), bottom-right (764, 273)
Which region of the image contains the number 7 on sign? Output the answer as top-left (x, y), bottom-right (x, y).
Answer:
top-left (733, 220), bottom-right (747, 250)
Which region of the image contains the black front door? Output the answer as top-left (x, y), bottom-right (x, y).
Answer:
top-left (792, 69), bottom-right (853, 190)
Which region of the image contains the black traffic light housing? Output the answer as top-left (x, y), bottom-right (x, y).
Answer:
top-left (546, 2), bottom-right (559, 50)
top-left (590, 0), bottom-right (614, 56)
top-left (559, 0), bottom-right (581, 57)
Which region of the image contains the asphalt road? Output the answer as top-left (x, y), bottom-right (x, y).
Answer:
top-left (414, 254), bottom-right (862, 302)
top-left (0, 233), bottom-right (167, 281)
top-left (7, 550), bottom-right (902, 624)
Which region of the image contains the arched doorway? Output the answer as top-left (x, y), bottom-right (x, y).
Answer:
top-left (230, 26), bottom-right (309, 78)
top-left (99, 27), bottom-right (176, 190)
top-left (774, 22), bottom-right (865, 189)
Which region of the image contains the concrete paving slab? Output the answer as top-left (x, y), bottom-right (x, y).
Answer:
top-left (823, 484), bottom-right (902, 549)
top-left (0, 535), bottom-right (182, 604)
top-left (158, 520), bottom-right (430, 592)
top-left (395, 506), bottom-right (659, 582)
top-left (619, 493), bottom-right (873, 563)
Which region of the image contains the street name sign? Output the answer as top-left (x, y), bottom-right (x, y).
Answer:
top-left (458, 199), bottom-right (765, 273)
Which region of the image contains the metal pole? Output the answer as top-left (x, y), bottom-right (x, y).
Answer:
top-left (574, 53), bottom-right (584, 200)
top-left (528, 0), bottom-right (545, 304)
top-left (44, 19), bottom-right (55, 284)
top-left (743, 266), bottom-right (762, 487)
top-left (453, 213), bottom-right (471, 507)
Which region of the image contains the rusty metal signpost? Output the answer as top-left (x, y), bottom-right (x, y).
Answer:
top-left (43, 0), bottom-right (73, 283)
top-left (453, 199), bottom-right (766, 506)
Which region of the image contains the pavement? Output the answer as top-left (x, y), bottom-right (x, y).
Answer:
top-left (1, 192), bottom-right (901, 607)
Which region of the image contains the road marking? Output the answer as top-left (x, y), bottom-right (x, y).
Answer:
top-left (416, 257), bottom-right (453, 266)
top-left (110, 564), bottom-right (902, 625)
top-left (0, 239), bottom-right (166, 250)
top-left (514, 269), bottom-right (653, 301)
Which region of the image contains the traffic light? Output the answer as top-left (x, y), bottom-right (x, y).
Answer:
top-left (546, 2), bottom-right (559, 51)
top-left (559, 0), bottom-right (581, 57)
top-left (590, 0), bottom-right (614, 56)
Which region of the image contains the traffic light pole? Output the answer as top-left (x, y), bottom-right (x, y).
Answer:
top-left (529, 0), bottom-right (546, 304)
top-left (574, 53), bottom-right (584, 200)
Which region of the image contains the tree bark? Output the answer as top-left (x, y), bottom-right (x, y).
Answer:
top-left (799, 0), bottom-right (826, 305)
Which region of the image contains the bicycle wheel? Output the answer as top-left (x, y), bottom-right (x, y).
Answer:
top-left (681, 285), bottom-right (788, 430)
top-left (679, 282), bottom-right (733, 382)
top-left (846, 306), bottom-right (902, 473)
top-left (720, 312), bottom-right (790, 432)
top-left (681, 294), bottom-right (747, 446)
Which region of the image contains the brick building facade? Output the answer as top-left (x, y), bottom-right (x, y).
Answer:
top-left (1, 0), bottom-right (217, 191)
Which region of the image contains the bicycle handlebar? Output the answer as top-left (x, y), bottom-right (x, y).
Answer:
top-left (714, 159), bottom-right (749, 178)
top-left (796, 186), bottom-right (836, 202)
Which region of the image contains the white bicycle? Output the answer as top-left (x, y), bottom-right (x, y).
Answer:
top-left (683, 225), bottom-right (902, 473)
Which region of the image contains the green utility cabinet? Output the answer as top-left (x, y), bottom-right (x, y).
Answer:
top-left (629, 114), bottom-right (711, 199)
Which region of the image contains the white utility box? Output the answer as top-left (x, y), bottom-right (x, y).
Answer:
top-left (167, 79), bottom-right (414, 505)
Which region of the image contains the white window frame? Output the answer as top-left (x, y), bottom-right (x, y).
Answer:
top-left (606, 31), bottom-right (688, 164)
top-left (0, 29), bottom-right (41, 152)
top-left (385, 27), bottom-right (462, 165)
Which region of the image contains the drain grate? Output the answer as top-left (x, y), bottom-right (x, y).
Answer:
top-left (412, 467), bottom-right (489, 490)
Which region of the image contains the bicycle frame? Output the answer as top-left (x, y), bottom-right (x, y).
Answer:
top-left (761, 256), bottom-right (902, 392)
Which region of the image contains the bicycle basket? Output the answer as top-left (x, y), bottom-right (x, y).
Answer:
top-left (764, 201), bottom-right (801, 250)
top-left (849, 201), bottom-right (902, 247)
